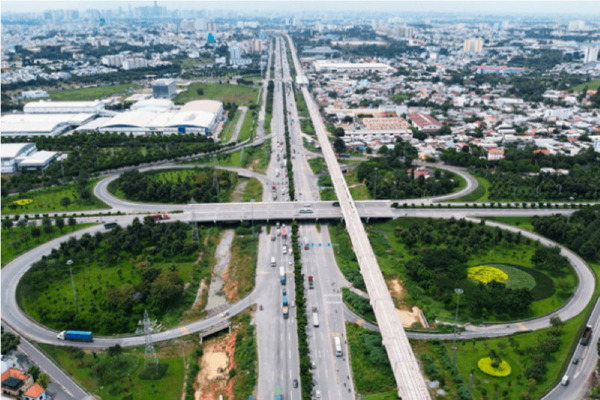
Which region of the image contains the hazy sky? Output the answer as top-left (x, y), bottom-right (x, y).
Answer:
top-left (2, 0), bottom-right (599, 17)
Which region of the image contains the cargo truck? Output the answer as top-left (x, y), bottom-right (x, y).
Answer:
top-left (280, 266), bottom-right (286, 285)
top-left (312, 307), bottom-right (319, 327)
top-left (308, 275), bottom-right (314, 289)
top-left (581, 324), bottom-right (593, 345)
top-left (281, 227), bottom-right (287, 239)
top-left (271, 257), bottom-right (276, 267)
top-left (57, 330), bottom-right (93, 342)
top-left (149, 213), bottom-right (170, 221)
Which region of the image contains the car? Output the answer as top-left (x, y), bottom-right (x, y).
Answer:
top-left (311, 361), bottom-right (316, 369)
top-left (282, 288), bottom-right (287, 296)
top-left (289, 259), bottom-right (293, 266)
top-left (293, 379), bottom-right (298, 388)
top-left (315, 390), bottom-right (321, 398)
top-left (572, 358), bottom-right (579, 365)
top-left (332, 201), bottom-right (340, 207)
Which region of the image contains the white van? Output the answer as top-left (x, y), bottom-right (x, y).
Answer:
top-left (561, 375), bottom-right (569, 386)
top-left (271, 257), bottom-right (276, 267)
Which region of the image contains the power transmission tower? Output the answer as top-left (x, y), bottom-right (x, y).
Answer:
top-left (143, 309), bottom-right (158, 371)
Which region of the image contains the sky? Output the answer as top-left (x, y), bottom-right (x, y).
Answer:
top-left (2, 0), bottom-right (599, 17)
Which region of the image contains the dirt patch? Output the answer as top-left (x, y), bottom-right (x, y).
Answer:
top-left (397, 307), bottom-right (426, 328)
top-left (388, 278), bottom-right (427, 327)
top-left (194, 330), bottom-right (239, 400)
top-left (388, 278), bottom-right (405, 303)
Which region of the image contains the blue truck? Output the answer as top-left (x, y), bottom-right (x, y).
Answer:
top-left (57, 330), bottom-right (93, 342)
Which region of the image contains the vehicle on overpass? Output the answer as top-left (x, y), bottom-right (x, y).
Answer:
top-left (104, 222), bottom-right (118, 229)
top-left (299, 208), bottom-right (313, 214)
top-left (149, 213), bottom-right (170, 221)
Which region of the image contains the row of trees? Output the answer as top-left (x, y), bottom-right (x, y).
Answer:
top-left (115, 168), bottom-right (237, 204)
top-left (20, 218), bottom-right (196, 334)
top-left (1, 132), bottom-right (222, 195)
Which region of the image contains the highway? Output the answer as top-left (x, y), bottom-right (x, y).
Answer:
top-left (286, 34), bottom-right (432, 399)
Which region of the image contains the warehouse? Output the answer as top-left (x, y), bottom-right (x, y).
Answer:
top-left (23, 100), bottom-right (105, 114)
top-left (98, 100), bottom-right (222, 135)
top-left (312, 60), bottom-right (395, 73)
top-left (1, 143), bottom-right (59, 173)
top-left (0, 113), bottom-right (95, 137)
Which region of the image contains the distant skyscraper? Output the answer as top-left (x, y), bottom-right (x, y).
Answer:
top-left (584, 46), bottom-right (599, 63)
top-left (463, 38), bottom-right (483, 53)
top-left (397, 25), bottom-right (414, 38)
top-left (206, 20), bottom-right (217, 33)
top-left (569, 20), bottom-right (586, 31)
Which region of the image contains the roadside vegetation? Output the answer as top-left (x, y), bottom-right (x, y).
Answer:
top-left (443, 145), bottom-right (599, 202)
top-left (39, 337), bottom-right (194, 399)
top-left (111, 168), bottom-right (238, 203)
top-left (196, 141), bottom-right (271, 174)
top-left (220, 109), bottom-right (242, 142)
top-left (2, 177), bottom-right (108, 214)
top-left (346, 323), bottom-right (396, 396)
top-left (224, 224), bottom-right (259, 302)
top-left (1, 218), bottom-right (93, 266)
top-left (19, 219), bottom-right (221, 335)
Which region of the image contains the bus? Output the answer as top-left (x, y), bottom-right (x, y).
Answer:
top-left (334, 336), bottom-right (343, 357)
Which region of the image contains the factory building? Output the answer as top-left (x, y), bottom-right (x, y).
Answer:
top-left (152, 79), bottom-right (177, 99)
top-left (23, 100), bottom-right (105, 114)
top-left (0, 113), bottom-right (95, 137)
top-left (312, 60), bottom-right (395, 73)
top-left (1, 143), bottom-right (59, 173)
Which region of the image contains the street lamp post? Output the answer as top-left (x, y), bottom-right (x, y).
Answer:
top-left (374, 167), bottom-right (379, 200)
top-left (251, 199), bottom-right (255, 237)
top-left (66, 259), bottom-right (78, 313)
top-left (453, 288), bottom-right (463, 367)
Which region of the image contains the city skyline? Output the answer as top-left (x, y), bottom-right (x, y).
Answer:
top-left (2, 0), bottom-right (600, 18)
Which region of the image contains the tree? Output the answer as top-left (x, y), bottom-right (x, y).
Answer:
top-left (333, 138), bottom-right (346, 153)
top-left (68, 216), bottom-right (76, 227)
top-left (55, 216), bottom-right (65, 232)
top-left (333, 127), bottom-right (345, 137)
top-left (28, 366), bottom-right (40, 382)
top-left (2, 218), bottom-right (13, 230)
top-left (17, 219), bottom-right (27, 229)
top-left (107, 344), bottom-right (123, 360)
top-left (60, 196), bottom-right (71, 208)
top-left (37, 373), bottom-right (50, 388)
top-left (1, 327), bottom-right (20, 354)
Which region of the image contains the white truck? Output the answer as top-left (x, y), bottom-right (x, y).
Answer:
top-left (271, 256), bottom-right (276, 267)
top-left (312, 307), bottom-right (319, 327)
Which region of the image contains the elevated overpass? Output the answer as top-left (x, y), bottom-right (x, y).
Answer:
top-left (286, 34), bottom-right (432, 399)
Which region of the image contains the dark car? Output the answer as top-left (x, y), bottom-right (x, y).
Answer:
top-left (293, 379), bottom-right (298, 388)
top-left (332, 201), bottom-right (340, 207)
top-left (282, 288), bottom-right (287, 296)
top-left (572, 358), bottom-right (579, 365)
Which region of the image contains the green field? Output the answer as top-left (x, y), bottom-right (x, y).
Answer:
top-left (220, 109), bottom-right (242, 142)
top-left (303, 137), bottom-right (321, 153)
top-left (452, 173), bottom-right (490, 202)
top-left (39, 338), bottom-right (192, 399)
top-left (242, 177), bottom-right (263, 202)
top-left (308, 158), bottom-right (327, 175)
top-left (195, 142), bottom-right (271, 174)
top-left (484, 216), bottom-right (535, 232)
top-left (570, 77), bottom-right (600, 92)
top-left (174, 82), bottom-right (257, 105)
top-left (19, 222), bottom-right (221, 334)
top-left (1, 223), bottom-right (95, 267)
top-left (1, 179), bottom-right (109, 214)
top-left (49, 83), bottom-right (141, 101)
top-left (237, 107), bottom-right (255, 142)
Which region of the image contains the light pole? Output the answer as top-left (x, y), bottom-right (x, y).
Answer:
top-left (66, 259), bottom-right (78, 313)
top-left (453, 288), bottom-right (463, 368)
top-left (374, 168), bottom-right (379, 200)
top-left (251, 199), bottom-right (255, 237)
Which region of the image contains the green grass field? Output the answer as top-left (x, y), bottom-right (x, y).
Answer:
top-left (570, 77), bottom-right (600, 92)
top-left (484, 216), bottom-right (535, 232)
top-left (237, 107), bottom-right (255, 142)
top-left (194, 142), bottom-right (271, 174)
top-left (220, 109), bottom-right (242, 142)
top-left (308, 158), bottom-right (326, 175)
top-left (2, 179), bottom-right (109, 214)
top-left (242, 178), bottom-right (263, 202)
top-left (174, 82), bottom-right (257, 105)
top-left (1, 223), bottom-right (95, 267)
top-left (49, 83), bottom-right (141, 101)
top-left (452, 173), bottom-right (490, 202)
top-left (38, 338), bottom-right (192, 400)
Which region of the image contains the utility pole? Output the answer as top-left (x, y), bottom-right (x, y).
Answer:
top-left (66, 259), bottom-right (78, 313)
top-left (374, 167), bottom-right (379, 200)
top-left (453, 288), bottom-right (463, 368)
top-left (251, 199), bottom-right (255, 237)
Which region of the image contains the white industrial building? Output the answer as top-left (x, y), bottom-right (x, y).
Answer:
top-left (98, 100), bottom-right (223, 135)
top-left (131, 98), bottom-right (174, 112)
top-left (1, 113), bottom-right (95, 137)
top-left (23, 100), bottom-right (105, 114)
top-left (152, 79), bottom-right (177, 98)
top-left (312, 60), bottom-right (395, 73)
top-left (1, 143), bottom-right (59, 173)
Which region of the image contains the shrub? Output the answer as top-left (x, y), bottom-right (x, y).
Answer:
top-left (477, 357), bottom-right (511, 377)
